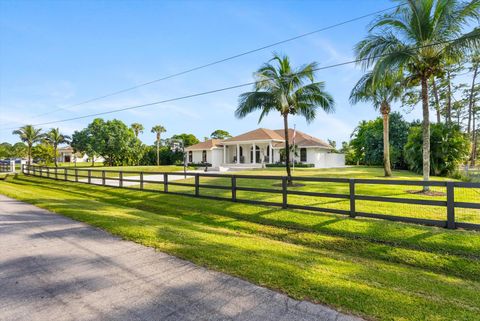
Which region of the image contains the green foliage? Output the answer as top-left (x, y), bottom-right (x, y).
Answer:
top-left (170, 133), bottom-right (199, 147)
top-left (32, 142), bottom-right (55, 165)
top-left (405, 123), bottom-right (470, 176)
top-left (210, 130), bottom-right (232, 139)
top-left (265, 163), bottom-right (314, 168)
top-left (350, 112), bottom-right (410, 169)
top-left (72, 118), bottom-right (145, 166)
top-left (140, 145), bottom-right (184, 166)
top-left (339, 141), bottom-right (359, 165)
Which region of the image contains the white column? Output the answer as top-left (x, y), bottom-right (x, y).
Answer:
top-left (236, 144), bottom-right (240, 164)
top-left (269, 142), bottom-right (273, 164)
top-left (252, 143), bottom-right (256, 163)
top-left (223, 145), bottom-right (226, 164)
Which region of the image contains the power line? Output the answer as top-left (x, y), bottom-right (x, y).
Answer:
top-left (21, 4), bottom-right (404, 121)
top-left (2, 36), bottom-right (466, 131)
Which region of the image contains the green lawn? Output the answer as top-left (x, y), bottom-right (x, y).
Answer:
top-left (27, 165), bottom-right (190, 178)
top-left (136, 167), bottom-right (479, 225)
top-left (0, 169), bottom-right (479, 321)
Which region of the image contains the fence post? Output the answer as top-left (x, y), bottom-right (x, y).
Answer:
top-left (140, 172), bottom-right (144, 190)
top-left (282, 177), bottom-right (288, 209)
top-left (64, 168), bottom-right (68, 181)
top-left (75, 169), bottom-right (78, 182)
top-left (446, 182), bottom-right (456, 229)
top-left (47, 167), bottom-right (50, 178)
top-left (102, 171), bottom-right (106, 186)
top-left (195, 174), bottom-right (200, 196)
top-left (54, 167), bottom-right (58, 180)
top-left (21, 164), bottom-right (25, 174)
top-left (40, 166), bottom-right (43, 177)
top-left (33, 166), bottom-right (35, 176)
top-left (119, 171), bottom-right (123, 188)
top-left (88, 170), bottom-right (91, 184)
top-left (231, 176), bottom-right (237, 202)
top-left (349, 179), bottom-right (356, 218)
top-left (163, 173), bottom-right (168, 192)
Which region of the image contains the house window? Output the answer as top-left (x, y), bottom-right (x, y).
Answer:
top-left (188, 151), bottom-right (192, 163)
top-left (300, 148), bottom-right (307, 162)
top-left (202, 150), bottom-right (207, 162)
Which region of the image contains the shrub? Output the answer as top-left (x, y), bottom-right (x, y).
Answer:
top-left (404, 123), bottom-right (470, 176)
top-left (188, 162), bottom-right (212, 167)
top-left (265, 163), bottom-right (314, 168)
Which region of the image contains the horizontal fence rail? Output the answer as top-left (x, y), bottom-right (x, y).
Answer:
top-left (21, 164), bottom-right (480, 231)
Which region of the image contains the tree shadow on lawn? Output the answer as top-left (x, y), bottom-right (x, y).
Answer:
top-left (15, 194), bottom-right (480, 284)
top-left (4, 193), bottom-right (479, 320)
top-left (7, 176), bottom-right (480, 258)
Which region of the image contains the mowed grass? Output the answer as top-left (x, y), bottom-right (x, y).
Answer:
top-left (139, 167), bottom-right (480, 224)
top-left (29, 165), bottom-right (190, 179)
top-left (0, 171), bottom-right (480, 320)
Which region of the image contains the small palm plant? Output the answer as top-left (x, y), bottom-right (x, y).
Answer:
top-left (12, 125), bottom-right (44, 165)
top-left (45, 128), bottom-right (71, 167)
top-left (151, 125), bottom-right (166, 166)
top-left (236, 53), bottom-right (334, 183)
top-left (131, 123), bottom-right (144, 138)
top-left (350, 72), bottom-right (403, 177)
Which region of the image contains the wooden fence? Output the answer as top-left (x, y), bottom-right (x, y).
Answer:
top-left (22, 164), bottom-right (480, 231)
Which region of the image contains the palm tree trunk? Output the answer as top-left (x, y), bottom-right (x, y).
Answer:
top-left (54, 145), bottom-right (58, 167)
top-left (431, 77), bottom-right (441, 123)
top-left (156, 139), bottom-right (160, 166)
top-left (446, 70), bottom-right (452, 124)
top-left (27, 144), bottom-right (32, 166)
top-left (381, 103), bottom-right (392, 177)
top-left (471, 114), bottom-right (477, 167)
top-left (468, 65), bottom-right (478, 164)
top-left (421, 76), bottom-right (430, 191)
top-left (283, 113), bottom-right (292, 183)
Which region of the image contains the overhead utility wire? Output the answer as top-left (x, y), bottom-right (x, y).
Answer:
top-left (2, 36), bottom-right (466, 130)
top-left (24, 4), bottom-right (404, 120)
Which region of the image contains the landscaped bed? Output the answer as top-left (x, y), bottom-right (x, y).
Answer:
top-left (0, 167), bottom-right (479, 320)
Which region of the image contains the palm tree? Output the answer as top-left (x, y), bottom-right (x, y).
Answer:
top-left (350, 72), bottom-right (403, 177)
top-left (235, 53), bottom-right (334, 183)
top-left (131, 123), bottom-right (144, 138)
top-left (151, 125), bottom-right (166, 166)
top-left (355, 0), bottom-right (480, 190)
top-left (12, 125), bottom-right (44, 165)
top-left (45, 128), bottom-right (71, 167)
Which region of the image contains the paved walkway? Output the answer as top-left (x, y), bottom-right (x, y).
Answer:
top-left (0, 194), bottom-right (362, 321)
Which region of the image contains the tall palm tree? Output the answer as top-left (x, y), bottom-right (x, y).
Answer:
top-left (235, 53), bottom-right (334, 183)
top-left (131, 123), bottom-right (144, 138)
top-left (45, 128), bottom-right (71, 167)
top-left (350, 72), bottom-right (403, 177)
top-left (355, 0), bottom-right (480, 190)
top-left (12, 125), bottom-right (44, 165)
top-left (151, 125), bottom-right (166, 166)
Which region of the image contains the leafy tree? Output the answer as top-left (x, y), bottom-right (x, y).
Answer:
top-left (72, 118), bottom-right (144, 166)
top-left (340, 141), bottom-right (360, 165)
top-left (32, 142), bottom-right (55, 165)
top-left (350, 71), bottom-right (402, 176)
top-left (356, 0), bottom-right (480, 189)
top-left (44, 128), bottom-right (71, 167)
top-left (0, 143), bottom-right (12, 159)
top-left (12, 125), bottom-right (44, 165)
top-left (350, 112), bottom-right (410, 169)
top-left (11, 142), bottom-right (27, 159)
top-left (170, 133), bottom-right (199, 147)
top-left (404, 123), bottom-right (470, 176)
top-left (71, 128), bottom-right (97, 166)
top-left (235, 53), bottom-right (334, 183)
top-left (151, 125), bottom-right (166, 166)
top-left (131, 123), bottom-right (144, 138)
top-left (210, 130), bottom-right (232, 139)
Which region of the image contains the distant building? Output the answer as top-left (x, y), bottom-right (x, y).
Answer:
top-left (57, 146), bottom-right (104, 164)
top-left (185, 128), bottom-right (345, 170)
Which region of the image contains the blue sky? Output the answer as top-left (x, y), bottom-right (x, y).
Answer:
top-left (0, 0), bottom-right (425, 146)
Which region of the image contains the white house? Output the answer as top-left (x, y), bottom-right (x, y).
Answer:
top-left (186, 128), bottom-right (345, 170)
top-left (57, 146), bottom-right (104, 164)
